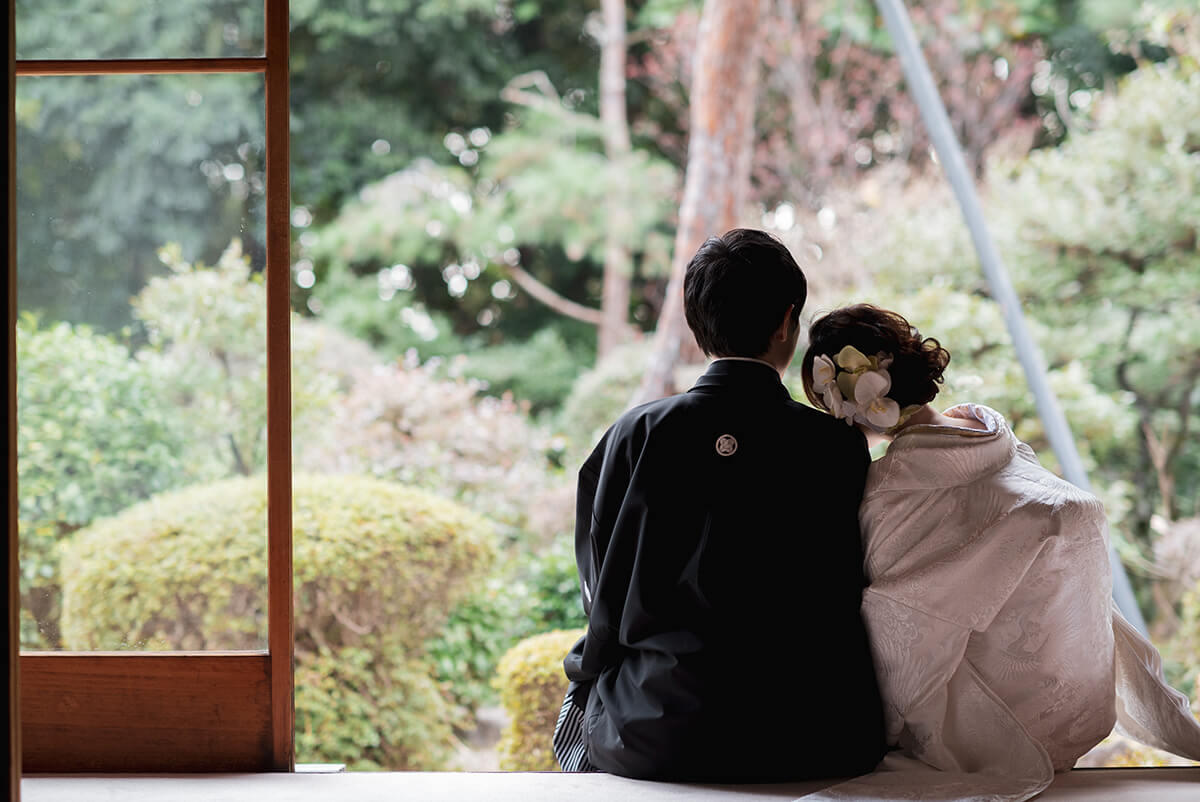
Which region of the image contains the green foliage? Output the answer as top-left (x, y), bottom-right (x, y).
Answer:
top-left (996, 66), bottom-right (1200, 391)
top-left (15, 0), bottom-right (608, 333)
top-left (459, 328), bottom-right (591, 414)
top-left (15, 70), bottom-right (264, 331)
top-left (992, 60), bottom-right (1200, 533)
top-left (427, 536), bottom-right (585, 710)
top-left (1164, 583), bottom-right (1200, 698)
top-left (1081, 0), bottom-right (1191, 30)
top-left (18, 242), bottom-right (345, 648)
top-left (635, 0), bottom-right (699, 30)
top-left (301, 254), bottom-right (470, 362)
top-left (60, 476), bottom-right (268, 651)
top-left (305, 160), bottom-right (520, 349)
top-left (310, 160), bottom-right (473, 279)
top-left (134, 241), bottom-right (339, 479)
top-left (296, 648), bottom-right (463, 771)
top-left (522, 537), bottom-right (588, 632)
top-left (16, 316), bottom-right (191, 648)
top-left (308, 110), bottom-right (678, 347)
top-left (293, 475), bottom-right (497, 656)
top-left (558, 340), bottom-right (652, 460)
top-left (15, 0), bottom-right (263, 59)
top-left (427, 576), bottom-right (536, 712)
top-left (494, 628), bottom-right (584, 771)
top-left (461, 112), bottom-right (679, 271)
top-left (60, 473), bottom-right (496, 769)
top-left (287, 0), bottom-right (602, 220)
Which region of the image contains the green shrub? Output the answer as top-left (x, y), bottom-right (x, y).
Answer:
top-left (60, 473), bottom-right (495, 769)
top-left (1164, 578), bottom-right (1200, 700)
top-left (494, 628), bottom-right (584, 771)
top-left (16, 315), bottom-right (191, 648)
top-left (134, 241), bottom-right (339, 480)
top-left (295, 647), bottom-right (462, 771)
top-left (427, 537), bottom-right (586, 711)
top-left (428, 575), bottom-right (537, 712)
top-left (558, 340), bottom-right (651, 460)
top-left (521, 536), bottom-right (587, 633)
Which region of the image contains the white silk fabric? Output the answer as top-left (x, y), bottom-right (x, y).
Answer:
top-left (805, 404), bottom-right (1200, 801)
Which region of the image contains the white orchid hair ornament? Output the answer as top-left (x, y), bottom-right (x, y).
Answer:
top-left (810, 345), bottom-right (922, 434)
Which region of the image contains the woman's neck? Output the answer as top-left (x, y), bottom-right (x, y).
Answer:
top-left (896, 404), bottom-right (941, 432)
top-left (860, 404), bottom-right (989, 447)
top-left (889, 404), bottom-right (988, 438)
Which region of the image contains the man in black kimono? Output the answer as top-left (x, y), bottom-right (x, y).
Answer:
top-left (553, 229), bottom-right (886, 782)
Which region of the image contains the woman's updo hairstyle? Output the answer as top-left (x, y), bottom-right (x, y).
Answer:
top-left (801, 304), bottom-right (950, 412)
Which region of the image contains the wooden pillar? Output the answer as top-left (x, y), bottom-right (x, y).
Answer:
top-left (5, 0), bottom-right (22, 794)
top-left (264, 0), bottom-right (295, 771)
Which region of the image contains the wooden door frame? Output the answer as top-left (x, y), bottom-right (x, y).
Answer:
top-left (13, 0), bottom-right (292, 772)
top-left (7, 0), bottom-right (22, 794)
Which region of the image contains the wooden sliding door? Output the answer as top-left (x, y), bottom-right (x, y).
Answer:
top-left (13, 0), bottom-right (292, 772)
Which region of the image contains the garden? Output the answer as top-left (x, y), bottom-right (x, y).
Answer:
top-left (14, 0), bottom-right (1200, 770)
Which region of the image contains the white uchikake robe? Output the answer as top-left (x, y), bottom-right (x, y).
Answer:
top-left (809, 404), bottom-right (1200, 802)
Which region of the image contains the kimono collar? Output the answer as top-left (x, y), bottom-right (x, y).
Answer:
top-left (868, 403), bottom-right (1017, 491)
top-left (688, 358), bottom-right (792, 401)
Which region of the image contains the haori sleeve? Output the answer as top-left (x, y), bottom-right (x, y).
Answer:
top-left (1112, 603), bottom-right (1200, 760)
top-left (862, 590), bottom-right (1053, 785)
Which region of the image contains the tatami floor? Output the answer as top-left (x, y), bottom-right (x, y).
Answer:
top-left (21, 767), bottom-right (1200, 802)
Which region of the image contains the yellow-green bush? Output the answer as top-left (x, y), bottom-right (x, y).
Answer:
top-left (60, 473), bottom-right (495, 769)
top-left (494, 628), bottom-right (584, 771)
top-left (295, 647), bottom-right (462, 770)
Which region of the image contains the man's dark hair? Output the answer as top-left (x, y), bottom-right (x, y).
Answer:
top-left (683, 228), bottom-right (807, 358)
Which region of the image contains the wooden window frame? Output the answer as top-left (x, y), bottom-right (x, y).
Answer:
top-left (11, 0), bottom-right (293, 773)
top-left (8, 0), bottom-right (22, 793)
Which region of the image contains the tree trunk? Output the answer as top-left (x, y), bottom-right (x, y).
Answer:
top-left (634, 0), bottom-right (766, 403)
top-left (598, 0), bottom-right (635, 358)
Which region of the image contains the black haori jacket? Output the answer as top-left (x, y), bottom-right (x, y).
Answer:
top-left (563, 359), bottom-right (887, 782)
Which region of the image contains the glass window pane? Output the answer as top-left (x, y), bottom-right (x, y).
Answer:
top-left (17, 73), bottom-right (268, 651)
top-left (15, 1), bottom-right (264, 60)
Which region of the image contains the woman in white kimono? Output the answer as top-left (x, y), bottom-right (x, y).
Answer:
top-left (797, 304), bottom-right (1200, 802)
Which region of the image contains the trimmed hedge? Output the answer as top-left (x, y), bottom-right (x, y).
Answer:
top-left (60, 473), bottom-right (495, 769)
top-left (494, 628), bottom-right (584, 771)
top-left (295, 647), bottom-right (461, 770)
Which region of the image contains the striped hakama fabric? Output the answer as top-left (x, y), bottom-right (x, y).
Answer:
top-left (553, 686), bottom-right (598, 772)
